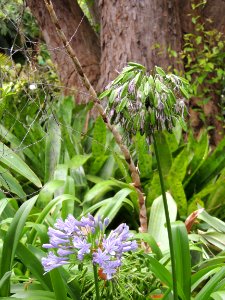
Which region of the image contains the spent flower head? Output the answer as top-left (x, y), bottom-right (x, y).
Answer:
top-left (99, 62), bottom-right (190, 138)
top-left (41, 214), bottom-right (137, 280)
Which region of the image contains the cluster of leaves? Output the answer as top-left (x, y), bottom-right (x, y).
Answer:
top-left (182, 0), bottom-right (225, 125)
top-left (0, 0), bottom-right (39, 64)
top-left (133, 126), bottom-right (225, 219)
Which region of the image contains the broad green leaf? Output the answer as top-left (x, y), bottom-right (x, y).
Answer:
top-left (135, 133), bottom-right (152, 179)
top-left (155, 66), bottom-right (166, 77)
top-left (96, 188), bottom-right (133, 222)
top-left (45, 118), bottom-right (61, 183)
top-left (211, 291), bottom-right (225, 300)
top-left (0, 272), bottom-right (11, 290)
top-left (28, 194), bottom-right (80, 244)
top-left (135, 233), bottom-right (162, 260)
top-left (16, 243), bottom-right (52, 291)
top-left (200, 232), bottom-right (225, 250)
top-left (187, 135), bottom-right (225, 194)
top-left (113, 152), bottom-right (132, 183)
top-left (0, 124), bottom-right (41, 168)
top-left (191, 266), bottom-right (221, 292)
top-left (69, 154), bottom-right (91, 169)
top-left (168, 179), bottom-right (187, 216)
top-left (84, 180), bottom-right (120, 202)
top-left (50, 268), bottom-right (67, 300)
top-left (89, 155), bottom-right (108, 175)
top-left (0, 142), bottom-right (42, 187)
top-left (0, 195), bottom-right (37, 297)
top-left (195, 266), bottom-right (225, 300)
top-left (10, 290), bottom-right (58, 300)
top-left (0, 198), bottom-right (10, 217)
top-left (168, 148), bottom-right (190, 182)
top-left (98, 89), bottom-right (112, 99)
top-left (92, 116), bottom-right (106, 157)
top-left (0, 165), bottom-right (25, 198)
top-left (172, 221), bottom-right (191, 300)
top-left (154, 132), bottom-right (172, 178)
top-left (148, 193), bottom-right (177, 251)
top-left (144, 255), bottom-right (186, 300)
top-left (198, 209), bottom-right (225, 232)
top-left (61, 176), bottom-right (76, 219)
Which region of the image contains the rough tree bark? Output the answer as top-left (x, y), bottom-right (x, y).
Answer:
top-left (98, 0), bottom-right (183, 88)
top-left (27, 0), bottom-right (225, 143)
top-left (26, 0), bottom-right (100, 102)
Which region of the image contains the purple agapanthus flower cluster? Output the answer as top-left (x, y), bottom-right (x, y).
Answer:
top-left (41, 214), bottom-right (137, 280)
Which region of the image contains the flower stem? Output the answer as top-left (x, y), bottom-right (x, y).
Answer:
top-left (153, 132), bottom-right (178, 300)
top-left (93, 264), bottom-right (100, 300)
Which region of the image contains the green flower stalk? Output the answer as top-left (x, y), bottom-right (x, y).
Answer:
top-left (101, 62), bottom-right (190, 300)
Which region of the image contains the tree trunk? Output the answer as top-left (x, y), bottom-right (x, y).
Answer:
top-left (98, 0), bottom-right (183, 89)
top-left (26, 0), bottom-right (100, 102)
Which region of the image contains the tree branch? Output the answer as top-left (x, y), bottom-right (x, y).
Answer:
top-left (43, 0), bottom-right (148, 233)
top-left (27, 0), bottom-right (100, 102)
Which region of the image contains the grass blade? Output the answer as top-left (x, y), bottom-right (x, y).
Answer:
top-left (0, 195), bottom-right (37, 296)
top-left (172, 221), bottom-right (191, 300)
top-left (0, 142), bottom-right (42, 188)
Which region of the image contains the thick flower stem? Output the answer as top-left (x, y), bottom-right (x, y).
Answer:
top-left (93, 264), bottom-right (101, 300)
top-left (152, 132), bottom-right (178, 300)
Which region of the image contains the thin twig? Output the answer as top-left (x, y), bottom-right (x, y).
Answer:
top-left (43, 0), bottom-right (148, 233)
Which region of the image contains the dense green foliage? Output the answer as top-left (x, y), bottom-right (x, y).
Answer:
top-left (0, 1), bottom-right (225, 299)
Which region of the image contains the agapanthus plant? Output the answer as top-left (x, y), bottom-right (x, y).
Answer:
top-left (100, 62), bottom-right (189, 137)
top-left (42, 214), bottom-right (137, 281)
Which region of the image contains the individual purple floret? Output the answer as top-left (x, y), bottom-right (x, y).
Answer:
top-left (41, 214), bottom-right (137, 280)
top-left (93, 223), bottom-right (137, 279)
top-left (42, 252), bottom-right (69, 273)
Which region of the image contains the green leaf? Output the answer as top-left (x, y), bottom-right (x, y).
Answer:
top-left (191, 266), bottom-right (221, 292)
top-left (113, 153), bottom-right (132, 183)
top-left (0, 142), bottom-right (42, 188)
top-left (148, 193), bottom-right (177, 251)
top-left (154, 132), bottom-right (172, 178)
top-left (135, 133), bottom-right (152, 179)
top-left (0, 165), bottom-right (25, 198)
top-left (172, 222), bottom-right (191, 300)
top-left (69, 154), bottom-right (91, 169)
top-left (211, 291), bottom-right (225, 300)
top-left (84, 180), bottom-right (120, 202)
top-left (116, 97), bottom-right (129, 113)
top-left (96, 188), bottom-right (133, 222)
top-left (135, 233), bottom-right (162, 260)
top-left (145, 255), bottom-right (172, 286)
top-left (98, 89), bottom-right (112, 99)
top-left (155, 66), bottom-right (166, 77)
top-left (0, 195), bottom-right (37, 297)
top-left (28, 194), bottom-right (80, 244)
top-left (168, 148), bottom-right (190, 182)
top-left (0, 124), bottom-right (41, 168)
top-left (168, 179), bottom-right (187, 216)
top-left (0, 198), bottom-right (10, 218)
top-left (16, 243), bottom-right (52, 291)
top-left (195, 266), bottom-right (225, 300)
top-left (50, 268), bottom-right (68, 300)
top-left (187, 135), bottom-right (225, 194)
top-left (92, 117), bottom-right (106, 157)
top-left (127, 62), bottom-right (146, 70)
top-left (180, 86), bottom-right (189, 99)
top-left (45, 118), bottom-right (61, 183)
top-left (0, 272), bottom-right (11, 291)
top-left (10, 290), bottom-right (58, 300)
top-left (197, 209), bottom-right (225, 232)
